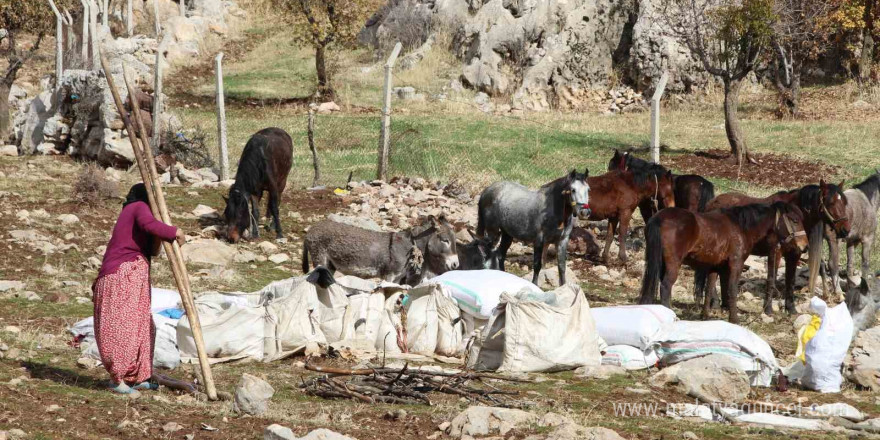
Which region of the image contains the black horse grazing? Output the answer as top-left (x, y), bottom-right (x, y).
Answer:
top-left (223, 127), bottom-right (293, 243)
top-left (477, 170), bottom-right (591, 285)
top-left (608, 150), bottom-right (715, 217)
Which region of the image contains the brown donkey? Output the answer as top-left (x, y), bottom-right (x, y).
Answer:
top-left (588, 167), bottom-right (676, 264)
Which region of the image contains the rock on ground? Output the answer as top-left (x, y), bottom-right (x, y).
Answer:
top-left (268, 253), bottom-right (290, 264)
top-left (0, 281), bottom-right (25, 292)
top-left (575, 365), bottom-right (627, 380)
top-left (806, 402), bottom-right (865, 422)
top-left (233, 373), bottom-right (275, 416)
top-left (264, 424), bottom-right (295, 440)
top-left (258, 241), bottom-right (279, 254)
top-left (650, 354), bottom-right (750, 403)
top-left (327, 213), bottom-right (381, 231)
top-left (449, 406), bottom-right (538, 437)
top-left (845, 327), bottom-right (880, 391)
top-left (298, 429), bottom-right (357, 440)
top-left (182, 239), bottom-right (236, 266)
top-left (523, 266), bottom-right (579, 289)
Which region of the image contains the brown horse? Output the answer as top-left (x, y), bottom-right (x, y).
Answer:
top-left (223, 127), bottom-right (294, 243)
top-left (700, 181), bottom-right (850, 313)
top-left (608, 150), bottom-right (715, 217)
top-left (638, 202), bottom-right (809, 323)
top-left (588, 167), bottom-right (675, 264)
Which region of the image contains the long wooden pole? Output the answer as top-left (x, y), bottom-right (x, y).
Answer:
top-left (80, 0), bottom-right (90, 68)
top-left (650, 71), bottom-right (669, 164)
top-left (48, 0), bottom-right (64, 92)
top-left (152, 38), bottom-right (168, 150)
top-left (121, 66), bottom-right (217, 401)
top-left (99, 55), bottom-right (218, 401)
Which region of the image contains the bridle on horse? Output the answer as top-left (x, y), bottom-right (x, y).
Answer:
top-left (776, 210), bottom-right (806, 244)
top-left (819, 195), bottom-right (847, 230)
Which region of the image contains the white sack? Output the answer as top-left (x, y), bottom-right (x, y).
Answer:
top-left (592, 305), bottom-right (676, 349)
top-left (803, 297), bottom-right (854, 393)
top-left (403, 285), bottom-right (440, 354)
top-left (649, 320), bottom-right (779, 387)
top-left (153, 314), bottom-right (181, 369)
top-left (427, 270), bottom-right (542, 319)
top-left (178, 294), bottom-right (267, 362)
top-left (347, 292), bottom-right (386, 343)
top-left (601, 345), bottom-right (659, 370)
top-left (375, 292), bottom-right (405, 354)
top-left (469, 284), bottom-right (602, 373)
top-left (150, 287), bottom-right (182, 312)
top-left (263, 278), bottom-right (326, 360)
top-left (435, 287), bottom-right (465, 357)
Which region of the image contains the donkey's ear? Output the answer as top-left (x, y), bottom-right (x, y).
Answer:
top-left (584, 167), bottom-right (589, 178)
top-left (466, 227), bottom-right (477, 240)
top-left (838, 180), bottom-right (846, 190)
top-left (427, 215), bottom-right (439, 227)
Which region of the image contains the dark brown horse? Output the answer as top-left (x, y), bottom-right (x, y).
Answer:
top-left (700, 181), bottom-right (850, 313)
top-left (223, 127), bottom-right (293, 243)
top-left (639, 202), bottom-right (809, 323)
top-left (608, 150), bottom-right (715, 217)
top-left (588, 167), bottom-right (676, 264)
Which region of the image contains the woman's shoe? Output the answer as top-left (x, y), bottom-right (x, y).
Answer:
top-left (132, 381), bottom-right (159, 391)
top-left (108, 382), bottom-right (141, 397)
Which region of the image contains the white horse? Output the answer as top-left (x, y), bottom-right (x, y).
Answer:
top-left (830, 171), bottom-right (880, 292)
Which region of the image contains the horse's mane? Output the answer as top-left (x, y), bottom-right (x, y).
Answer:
top-left (799, 184), bottom-right (845, 212)
top-left (721, 202), bottom-right (794, 231)
top-left (855, 173), bottom-right (880, 202)
top-left (233, 135), bottom-right (269, 195)
top-left (629, 163), bottom-right (669, 188)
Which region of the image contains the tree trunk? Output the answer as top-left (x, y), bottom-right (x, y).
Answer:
top-left (861, 0), bottom-right (876, 82)
top-left (723, 78), bottom-right (749, 166)
top-left (0, 83), bottom-right (11, 142)
top-left (789, 72), bottom-right (801, 116)
top-left (315, 44), bottom-right (329, 90)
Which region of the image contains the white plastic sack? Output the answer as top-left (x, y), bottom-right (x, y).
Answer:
top-left (649, 320), bottom-right (779, 387)
top-left (803, 297), bottom-right (854, 393)
top-left (469, 284), bottom-right (602, 373)
top-left (375, 292), bottom-right (405, 354)
top-left (601, 345), bottom-right (659, 370)
top-left (592, 305), bottom-right (676, 349)
top-left (347, 292), bottom-right (386, 343)
top-left (403, 286), bottom-right (441, 354)
top-left (71, 313), bottom-right (181, 370)
top-left (426, 270), bottom-right (542, 319)
top-left (151, 287), bottom-right (182, 312)
top-left (263, 278), bottom-right (326, 360)
top-left (435, 288), bottom-right (464, 357)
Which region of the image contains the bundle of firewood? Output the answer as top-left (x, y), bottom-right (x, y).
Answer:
top-left (300, 363), bottom-right (528, 408)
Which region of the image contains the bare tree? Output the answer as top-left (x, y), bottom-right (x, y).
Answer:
top-left (859, 0), bottom-right (876, 82)
top-left (660, 0), bottom-right (775, 165)
top-left (770, 0), bottom-right (832, 116)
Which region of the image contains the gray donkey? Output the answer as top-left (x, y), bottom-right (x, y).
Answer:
top-left (302, 215), bottom-right (459, 284)
top-left (846, 277), bottom-right (880, 341)
top-left (477, 169), bottom-right (591, 286)
top-left (829, 171), bottom-right (880, 292)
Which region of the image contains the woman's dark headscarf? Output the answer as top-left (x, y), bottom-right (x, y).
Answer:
top-left (123, 183), bottom-right (150, 207)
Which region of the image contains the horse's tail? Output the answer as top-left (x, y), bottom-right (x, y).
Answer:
top-left (697, 178), bottom-right (716, 212)
top-left (806, 221), bottom-right (824, 294)
top-left (639, 217), bottom-right (664, 304)
top-left (476, 191), bottom-right (489, 239)
top-left (301, 242), bottom-right (311, 274)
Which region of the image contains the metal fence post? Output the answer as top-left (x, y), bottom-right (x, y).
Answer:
top-left (377, 42), bottom-right (402, 181)
top-left (215, 53), bottom-right (229, 181)
top-left (650, 71), bottom-right (669, 164)
top-left (48, 0), bottom-right (64, 91)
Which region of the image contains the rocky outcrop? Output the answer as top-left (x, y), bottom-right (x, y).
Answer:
top-left (364, 0), bottom-right (706, 110)
top-left (10, 0), bottom-right (245, 166)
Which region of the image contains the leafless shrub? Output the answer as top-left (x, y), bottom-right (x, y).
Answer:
top-left (161, 126), bottom-right (216, 170)
top-left (73, 163), bottom-right (119, 206)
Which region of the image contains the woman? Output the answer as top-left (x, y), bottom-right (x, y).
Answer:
top-left (93, 183), bottom-right (185, 395)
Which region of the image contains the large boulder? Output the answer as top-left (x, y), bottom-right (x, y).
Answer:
top-left (845, 327), bottom-right (880, 391)
top-left (233, 373), bottom-right (275, 415)
top-left (650, 354), bottom-right (750, 403)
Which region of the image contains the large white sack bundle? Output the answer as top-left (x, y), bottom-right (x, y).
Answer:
top-left (346, 292), bottom-right (386, 343)
top-left (803, 297), bottom-right (854, 393)
top-left (435, 287), bottom-right (465, 357)
top-left (649, 320), bottom-right (779, 387)
top-left (468, 284), bottom-right (602, 373)
top-left (601, 345), bottom-right (659, 370)
top-left (263, 278), bottom-right (327, 360)
top-left (72, 313), bottom-right (181, 370)
top-left (178, 294), bottom-right (268, 363)
top-left (426, 270), bottom-right (542, 319)
top-left (592, 305), bottom-right (676, 349)
top-left (375, 292), bottom-right (405, 354)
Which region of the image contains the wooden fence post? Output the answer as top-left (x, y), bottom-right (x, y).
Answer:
top-left (126, 0), bottom-right (133, 36)
top-left (308, 109), bottom-right (320, 187)
top-left (89, 0), bottom-right (99, 68)
top-left (63, 10), bottom-right (75, 56)
top-left (80, 0), bottom-right (89, 67)
top-left (650, 71), bottom-right (669, 164)
top-left (215, 53), bottom-right (229, 181)
top-left (152, 38), bottom-right (168, 151)
top-left (377, 42), bottom-right (401, 181)
top-left (48, 0), bottom-right (64, 91)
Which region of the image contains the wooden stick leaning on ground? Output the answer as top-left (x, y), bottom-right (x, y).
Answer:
top-left (98, 54), bottom-right (218, 401)
top-left (120, 65), bottom-right (218, 401)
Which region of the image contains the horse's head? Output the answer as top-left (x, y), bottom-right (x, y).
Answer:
top-left (223, 186), bottom-right (251, 243)
top-left (657, 170), bottom-right (676, 209)
top-left (820, 179), bottom-right (849, 239)
top-left (419, 215), bottom-right (459, 275)
top-left (608, 150), bottom-right (628, 172)
top-left (773, 202), bottom-right (809, 253)
top-left (564, 168), bottom-right (591, 219)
